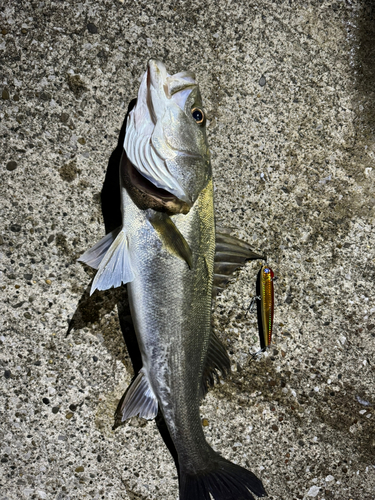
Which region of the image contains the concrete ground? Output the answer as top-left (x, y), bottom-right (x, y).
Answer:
top-left (1, 0), bottom-right (374, 499)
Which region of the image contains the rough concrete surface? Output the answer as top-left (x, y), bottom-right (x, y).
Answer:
top-left (1, 0), bottom-right (375, 499)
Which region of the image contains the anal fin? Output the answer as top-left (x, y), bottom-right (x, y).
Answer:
top-left (114, 369), bottom-right (158, 428)
top-left (201, 331), bottom-right (231, 398)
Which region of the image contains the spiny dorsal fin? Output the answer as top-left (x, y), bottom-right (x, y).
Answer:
top-left (149, 212), bottom-right (193, 268)
top-left (215, 228), bottom-right (264, 258)
top-left (213, 227), bottom-right (264, 297)
top-left (114, 368), bottom-right (158, 429)
top-left (200, 331), bottom-right (231, 399)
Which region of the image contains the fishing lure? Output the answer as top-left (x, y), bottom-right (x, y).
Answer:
top-left (256, 264), bottom-right (275, 350)
top-left (247, 264), bottom-right (275, 353)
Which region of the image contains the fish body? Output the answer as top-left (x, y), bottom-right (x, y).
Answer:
top-left (79, 60), bottom-right (266, 500)
top-left (124, 175), bottom-right (215, 470)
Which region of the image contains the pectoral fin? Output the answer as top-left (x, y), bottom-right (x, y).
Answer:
top-left (213, 227), bottom-right (264, 297)
top-left (200, 331), bottom-right (231, 398)
top-left (114, 369), bottom-right (158, 428)
top-left (149, 212), bottom-right (193, 268)
top-left (79, 229), bottom-right (135, 295)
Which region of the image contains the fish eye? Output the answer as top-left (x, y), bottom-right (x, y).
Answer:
top-left (191, 107), bottom-right (204, 124)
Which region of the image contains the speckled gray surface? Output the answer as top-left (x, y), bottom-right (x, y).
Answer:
top-left (1, 1), bottom-right (375, 499)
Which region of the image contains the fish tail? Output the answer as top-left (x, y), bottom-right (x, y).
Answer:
top-left (179, 453), bottom-right (267, 500)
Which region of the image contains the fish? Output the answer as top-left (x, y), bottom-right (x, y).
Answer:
top-left (78, 59), bottom-right (267, 500)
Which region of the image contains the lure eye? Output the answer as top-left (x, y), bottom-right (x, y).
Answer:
top-left (191, 107), bottom-right (204, 124)
top-left (264, 268), bottom-right (270, 274)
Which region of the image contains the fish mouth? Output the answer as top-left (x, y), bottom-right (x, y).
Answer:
top-left (123, 59), bottom-right (203, 206)
top-left (147, 59), bottom-right (197, 112)
top-left (121, 152), bottom-right (192, 215)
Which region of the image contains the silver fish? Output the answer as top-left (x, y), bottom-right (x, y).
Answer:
top-left (79, 60), bottom-right (267, 500)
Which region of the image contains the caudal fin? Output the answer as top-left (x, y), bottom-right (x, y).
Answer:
top-left (180, 454), bottom-right (267, 500)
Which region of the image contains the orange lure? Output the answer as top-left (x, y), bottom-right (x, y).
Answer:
top-left (256, 265), bottom-right (275, 350)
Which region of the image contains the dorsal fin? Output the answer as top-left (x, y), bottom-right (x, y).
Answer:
top-left (213, 227), bottom-right (264, 297)
top-left (200, 331), bottom-right (231, 399)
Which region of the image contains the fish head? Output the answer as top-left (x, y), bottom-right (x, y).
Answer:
top-left (123, 59), bottom-right (211, 213)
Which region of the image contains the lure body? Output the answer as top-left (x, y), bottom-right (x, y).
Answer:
top-left (256, 265), bottom-right (274, 350)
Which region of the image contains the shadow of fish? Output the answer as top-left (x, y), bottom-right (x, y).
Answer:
top-left (79, 59), bottom-right (267, 500)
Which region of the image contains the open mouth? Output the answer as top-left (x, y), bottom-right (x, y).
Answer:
top-left (120, 152), bottom-right (191, 215)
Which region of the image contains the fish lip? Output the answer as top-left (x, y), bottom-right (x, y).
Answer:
top-left (147, 59), bottom-right (197, 100)
top-left (147, 59), bottom-right (166, 86)
top-left (121, 152), bottom-right (192, 215)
